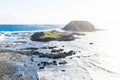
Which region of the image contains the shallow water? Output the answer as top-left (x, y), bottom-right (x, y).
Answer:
top-left (0, 28), bottom-right (120, 80)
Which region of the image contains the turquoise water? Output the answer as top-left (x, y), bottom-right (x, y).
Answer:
top-left (0, 25), bottom-right (62, 32)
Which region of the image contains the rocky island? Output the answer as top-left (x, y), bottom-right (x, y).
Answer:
top-left (31, 20), bottom-right (97, 42)
top-left (31, 30), bottom-right (76, 42)
top-left (63, 21), bottom-right (96, 32)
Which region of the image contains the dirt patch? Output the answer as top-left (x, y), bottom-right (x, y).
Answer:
top-left (0, 50), bottom-right (21, 61)
top-left (0, 61), bottom-right (13, 80)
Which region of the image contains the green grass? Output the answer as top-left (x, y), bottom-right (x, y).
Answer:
top-left (40, 30), bottom-right (61, 39)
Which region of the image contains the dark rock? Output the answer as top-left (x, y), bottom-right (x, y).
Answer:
top-left (41, 62), bottom-right (52, 66)
top-left (63, 21), bottom-right (96, 32)
top-left (18, 74), bottom-right (22, 77)
top-left (89, 42), bottom-right (94, 45)
top-left (48, 46), bottom-right (57, 49)
top-left (51, 49), bottom-right (63, 53)
top-left (5, 45), bottom-right (11, 47)
top-left (77, 56), bottom-right (80, 58)
top-left (41, 46), bottom-right (57, 49)
top-left (57, 34), bottom-right (75, 41)
top-left (53, 61), bottom-right (57, 65)
top-left (69, 57), bottom-right (72, 59)
top-left (41, 47), bottom-right (48, 49)
top-left (39, 50), bottom-right (75, 59)
top-left (37, 63), bottom-right (40, 66)
top-left (59, 61), bottom-right (67, 65)
top-left (21, 47), bottom-right (38, 50)
top-left (14, 41), bottom-right (27, 43)
top-left (21, 50), bottom-right (76, 59)
top-left (39, 67), bottom-right (44, 69)
top-left (31, 57), bottom-right (34, 62)
top-left (24, 64), bottom-right (27, 67)
top-left (61, 70), bottom-right (66, 72)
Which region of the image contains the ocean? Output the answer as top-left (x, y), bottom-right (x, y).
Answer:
top-left (0, 25), bottom-right (62, 32)
top-left (0, 25), bottom-right (120, 80)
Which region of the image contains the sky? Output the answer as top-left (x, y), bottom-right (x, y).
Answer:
top-left (0, 0), bottom-right (120, 29)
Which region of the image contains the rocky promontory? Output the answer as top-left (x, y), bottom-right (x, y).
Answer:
top-left (63, 21), bottom-right (96, 32)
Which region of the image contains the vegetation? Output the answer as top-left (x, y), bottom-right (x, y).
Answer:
top-left (31, 30), bottom-right (75, 42)
top-left (39, 30), bottom-right (61, 39)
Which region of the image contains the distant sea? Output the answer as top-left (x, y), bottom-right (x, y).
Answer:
top-left (0, 25), bottom-right (63, 32)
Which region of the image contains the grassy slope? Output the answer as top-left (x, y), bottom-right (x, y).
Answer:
top-left (40, 30), bottom-right (61, 39)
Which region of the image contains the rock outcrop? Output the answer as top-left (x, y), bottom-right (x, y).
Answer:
top-left (63, 21), bottom-right (96, 32)
top-left (30, 30), bottom-right (76, 42)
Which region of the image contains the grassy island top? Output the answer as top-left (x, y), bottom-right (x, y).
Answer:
top-left (31, 30), bottom-right (76, 42)
top-left (40, 30), bottom-right (62, 39)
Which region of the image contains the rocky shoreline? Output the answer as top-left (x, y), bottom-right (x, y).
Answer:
top-left (0, 22), bottom-right (96, 80)
top-left (0, 39), bottom-right (82, 80)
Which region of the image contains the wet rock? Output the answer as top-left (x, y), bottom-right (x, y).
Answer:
top-left (61, 70), bottom-right (66, 72)
top-left (77, 56), bottom-right (80, 58)
top-left (14, 41), bottom-right (28, 44)
top-left (41, 46), bottom-right (57, 49)
top-left (51, 49), bottom-right (63, 53)
top-left (18, 74), bottom-right (22, 77)
top-left (48, 46), bottom-right (57, 49)
top-left (59, 61), bottom-right (67, 65)
top-left (31, 57), bottom-right (34, 62)
top-left (38, 50), bottom-right (76, 59)
top-left (79, 51), bottom-right (81, 53)
top-left (39, 67), bottom-right (44, 69)
top-left (19, 49), bottom-right (76, 59)
top-left (89, 42), bottom-right (94, 45)
top-left (53, 61), bottom-right (57, 65)
top-left (41, 62), bottom-right (52, 66)
top-left (21, 47), bottom-right (38, 50)
top-left (37, 63), bottom-right (40, 66)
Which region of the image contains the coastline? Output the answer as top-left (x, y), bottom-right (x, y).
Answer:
top-left (0, 29), bottom-right (91, 80)
top-left (0, 27), bottom-right (119, 80)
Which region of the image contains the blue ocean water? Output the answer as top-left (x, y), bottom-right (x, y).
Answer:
top-left (0, 25), bottom-right (62, 32)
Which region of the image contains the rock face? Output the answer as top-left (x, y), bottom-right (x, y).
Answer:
top-left (63, 21), bottom-right (96, 32)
